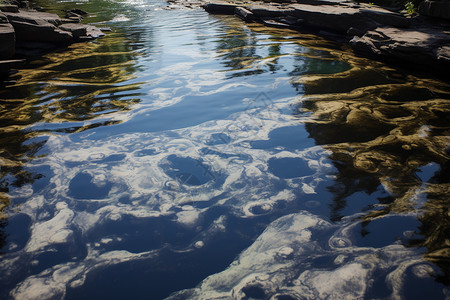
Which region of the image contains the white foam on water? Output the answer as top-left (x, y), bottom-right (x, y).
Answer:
top-left (25, 208), bottom-right (75, 253)
top-left (167, 212), bottom-right (432, 300)
top-left (3, 97), bottom-right (338, 298)
top-left (2, 90), bottom-right (438, 299)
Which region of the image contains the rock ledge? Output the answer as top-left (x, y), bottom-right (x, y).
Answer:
top-left (0, 4), bottom-right (107, 83)
top-left (176, 0), bottom-right (450, 75)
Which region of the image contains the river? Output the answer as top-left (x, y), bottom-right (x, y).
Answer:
top-left (0, 0), bottom-right (449, 299)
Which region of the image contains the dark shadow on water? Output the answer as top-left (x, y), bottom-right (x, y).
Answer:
top-left (67, 210), bottom-right (279, 300)
top-left (268, 157), bottom-right (314, 179)
top-left (298, 64), bottom-right (450, 285)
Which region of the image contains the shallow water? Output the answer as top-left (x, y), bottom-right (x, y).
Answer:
top-left (0, 0), bottom-right (450, 299)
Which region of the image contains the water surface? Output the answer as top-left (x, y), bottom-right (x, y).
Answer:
top-left (0, 0), bottom-right (449, 299)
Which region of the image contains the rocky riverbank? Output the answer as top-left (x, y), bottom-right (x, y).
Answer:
top-left (169, 0), bottom-right (450, 76)
top-left (0, 0), bottom-right (108, 83)
top-left (1, 0), bottom-right (449, 82)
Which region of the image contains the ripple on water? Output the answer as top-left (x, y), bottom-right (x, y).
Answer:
top-left (0, 2), bottom-right (449, 299)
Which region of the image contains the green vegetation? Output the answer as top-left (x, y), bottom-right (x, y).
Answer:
top-left (360, 0), bottom-right (423, 14)
top-left (405, 1), bottom-right (416, 15)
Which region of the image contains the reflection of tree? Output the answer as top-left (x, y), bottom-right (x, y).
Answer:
top-left (297, 62), bottom-right (450, 280)
top-left (214, 26), bottom-right (261, 78)
top-left (212, 19), bottom-right (287, 79)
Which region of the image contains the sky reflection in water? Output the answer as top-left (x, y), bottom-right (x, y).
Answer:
top-left (0, 0), bottom-right (449, 299)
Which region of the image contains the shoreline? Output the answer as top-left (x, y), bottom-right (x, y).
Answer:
top-left (1, 0), bottom-right (450, 82)
top-left (169, 0), bottom-right (450, 78)
top-left (0, 0), bottom-right (108, 85)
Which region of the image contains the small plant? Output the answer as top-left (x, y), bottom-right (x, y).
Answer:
top-left (368, 2), bottom-right (375, 6)
top-left (405, 1), bottom-right (416, 15)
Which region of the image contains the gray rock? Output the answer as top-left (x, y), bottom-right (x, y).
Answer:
top-left (84, 24), bottom-right (106, 39)
top-left (3, 10), bottom-right (78, 43)
top-left (198, 0), bottom-right (450, 74)
top-left (0, 11), bottom-right (8, 23)
top-left (65, 11), bottom-right (83, 20)
top-left (279, 15), bottom-right (301, 24)
top-left (234, 6), bottom-right (256, 21)
top-left (11, 20), bottom-right (72, 42)
top-left (347, 26), bottom-right (366, 37)
top-left (437, 45), bottom-right (450, 62)
top-left (60, 18), bottom-right (81, 24)
top-left (249, 4), bottom-right (293, 17)
top-left (0, 4), bottom-right (19, 13)
top-left (202, 2), bottom-right (238, 14)
top-left (262, 18), bottom-right (295, 28)
top-left (350, 26), bottom-right (450, 70)
top-left (58, 23), bottom-right (87, 38)
top-left (359, 7), bottom-right (410, 28)
top-left (296, 0), bottom-right (352, 5)
top-left (288, 4), bottom-right (375, 33)
top-left (4, 10), bottom-right (62, 26)
top-left (0, 22), bottom-right (15, 59)
top-left (68, 16), bottom-right (83, 23)
top-left (58, 23), bottom-right (105, 40)
top-left (286, 4), bottom-right (409, 33)
top-left (419, 0), bottom-right (450, 20)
